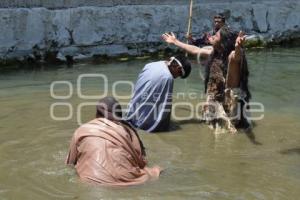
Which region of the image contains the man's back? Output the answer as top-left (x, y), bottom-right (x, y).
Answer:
top-left (125, 61), bottom-right (174, 132)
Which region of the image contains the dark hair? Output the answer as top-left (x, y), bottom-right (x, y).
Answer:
top-left (205, 27), bottom-right (237, 84)
top-left (174, 55), bottom-right (192, 79)
top-left (205, 27), bottom-right (251, 101)
top-left (219, 26), bottom-right (238, 57)
top-left (214, 14), bottom-right (226, 22)
top-left (96, 96), bottom-right (122, 120)
top-left (239, 54), bottom-right (251, 101)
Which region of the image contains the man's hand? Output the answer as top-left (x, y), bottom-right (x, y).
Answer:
top-left (235, 31), bottom-right (246, 49)
top-left (230, 31), bottom-right (246, 63)
top-left (162, 32), bottom-right (177, 44)
top-left (186, 33), bottom-right (194, 40)
top-left (185, 33), bottom-right (192, 39)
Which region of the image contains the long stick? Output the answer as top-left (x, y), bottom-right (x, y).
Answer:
top-left (186, 0), bottom-right (193, 57)
top-left (183, 0), bottom-right (194, 93)
top-left (186, 0), bottom-right (205, 81)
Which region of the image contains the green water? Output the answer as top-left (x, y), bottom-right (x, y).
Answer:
top-left (0, 48), bottom-right (300, 200)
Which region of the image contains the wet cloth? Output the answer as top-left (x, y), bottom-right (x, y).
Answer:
top-left (125, 61), bottom-right (174, 132)
top-left (203, 89), bottom-right (250, 133)
top-left (224, 88), bottom-right (252, 129)
top-left (203, 65), bottom-right (250, 133)
top-left (66, 118), bottom-right (160, 186)
top-left (202, 58), bottom-right (237, 132)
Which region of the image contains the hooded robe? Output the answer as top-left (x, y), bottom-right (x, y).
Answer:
top-left (66, 118), bottom-right (160, 186)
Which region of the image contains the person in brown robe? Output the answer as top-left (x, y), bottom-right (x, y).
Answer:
top-left (66, 97), bottom-right (161, 186)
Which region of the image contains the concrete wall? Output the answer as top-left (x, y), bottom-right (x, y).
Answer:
top-left (0, 0), bottom-right (279, 8)
top-left (0, 0), bottom-right (299, 62)
top-left (0, 0), bottom-right (187, 8)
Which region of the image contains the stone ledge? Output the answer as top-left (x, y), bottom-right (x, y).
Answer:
top-left (0, 0), bottom-right (299, 67)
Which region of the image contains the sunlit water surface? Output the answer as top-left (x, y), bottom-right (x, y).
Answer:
top-left (0, 48), bottom-right (300, 200)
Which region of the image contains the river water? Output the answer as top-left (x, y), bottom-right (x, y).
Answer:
top-left (0, 48), bottom-right (299, 200)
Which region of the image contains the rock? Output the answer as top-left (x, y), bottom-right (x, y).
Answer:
top-left (56, 52), bottom-right (66, 62)
top-left (245, 34), bottom-right (265, 47)
top-left (59, 47), bottom-right (80, 57)
top-left (105, 45), bottom-right (129, 56)
top-left (252, 4), bottom-right (268, 33)
top-left (285, 10), bottom-right (300, 30)
top-left (73, 54), bottom-right (91, 61)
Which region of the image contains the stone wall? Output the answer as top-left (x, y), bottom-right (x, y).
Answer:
top-left (0, 0), bottom-right (299, 63)
top-left (0, 0), bottom-right (187, 8)
top-left (1, 0), bottom-right (277, 8)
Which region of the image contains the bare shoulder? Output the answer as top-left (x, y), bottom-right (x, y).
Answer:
top-left (228, 50), bottom-right (240, 63)
top-left (228, 51), bottom-right (235, 60)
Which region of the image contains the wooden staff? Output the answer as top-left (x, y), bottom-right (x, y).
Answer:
top-left (183, 0), bottom-right (194, 92)
top-left (186, 0), bottom-right (194, 57)
top-left (186, 0), bottom-right (205, 81)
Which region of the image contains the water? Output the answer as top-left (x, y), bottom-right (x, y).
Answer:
top-left (0, 48), bottom-right (300, 200)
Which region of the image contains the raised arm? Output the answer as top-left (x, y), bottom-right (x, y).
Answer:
top-left (227, 31), bottom-right (246, 88)
top-left (230, 31), bottom-right (246, 62)
top-left (162, 32), bottom-right (212, 57)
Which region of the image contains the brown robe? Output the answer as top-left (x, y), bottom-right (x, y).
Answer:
top-left (66, 118), bottom-right (160, 186)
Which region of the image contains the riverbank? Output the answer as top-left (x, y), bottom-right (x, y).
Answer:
top-left (0, 0), bottom-right (299, 68)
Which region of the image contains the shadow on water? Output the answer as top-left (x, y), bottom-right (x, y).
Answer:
top-left (243, 128), bottom-right (262, 145)
top-left (279, 147), bottom-right (300, 155)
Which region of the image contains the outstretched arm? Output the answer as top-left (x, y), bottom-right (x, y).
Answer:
top-left (162, 32), bottom-right (212, 57)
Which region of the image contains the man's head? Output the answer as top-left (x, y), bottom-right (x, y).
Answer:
top-left (96, 96), bottom-right (122, 120)
top-left (213, 14), bottom-right (226, 32)
top-left (167, 55), bottom-right (191, 79)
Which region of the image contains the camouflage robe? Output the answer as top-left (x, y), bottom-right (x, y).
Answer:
top-left (203, 56), bottom-right (251, 133)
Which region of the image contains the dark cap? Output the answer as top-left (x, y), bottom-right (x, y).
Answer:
top-left (214, 14), bottom-right (226, 22)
